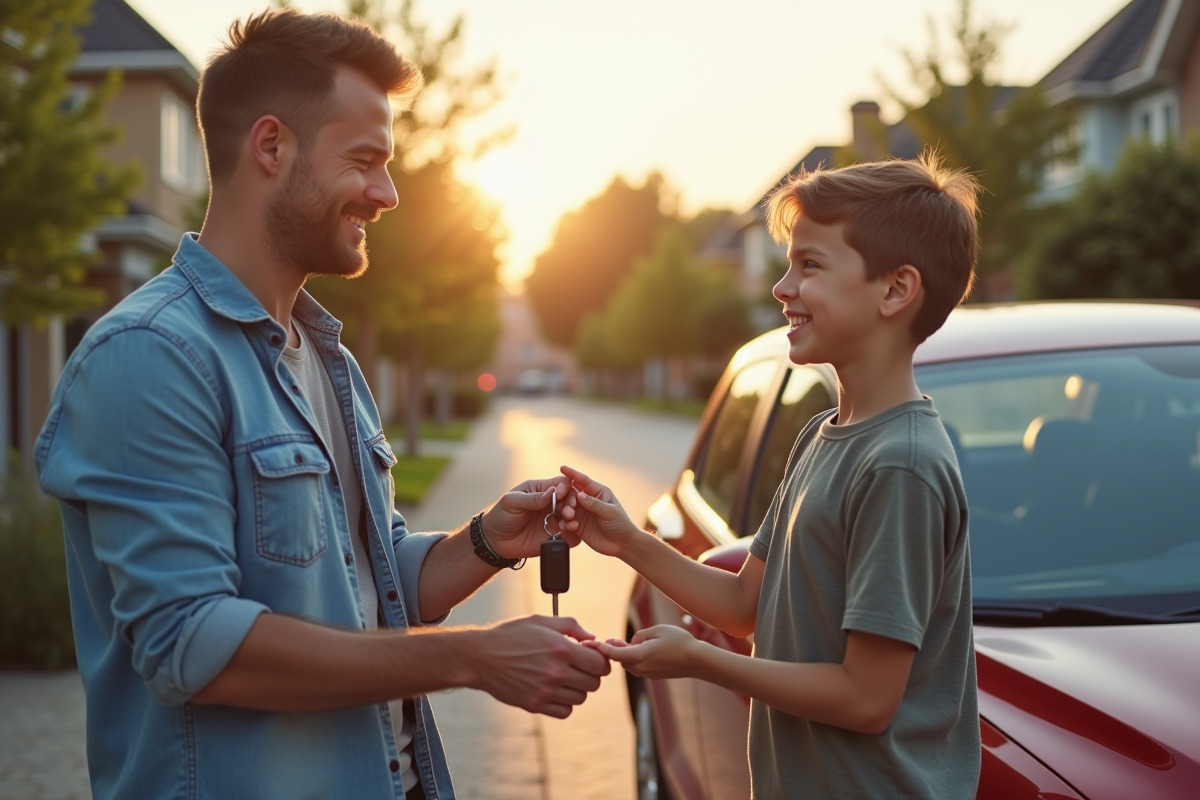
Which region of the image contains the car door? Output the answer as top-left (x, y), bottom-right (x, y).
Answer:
top-left (650, 356), bottom-right (782, 798)
top-left (688, 365), bottom-right (836, 798)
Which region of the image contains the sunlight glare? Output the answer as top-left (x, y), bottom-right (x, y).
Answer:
top-left (474, 147), bottom-right (527, 208)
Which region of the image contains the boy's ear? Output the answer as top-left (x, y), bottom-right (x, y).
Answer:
top-left (879, 264), bottom-right (923, 319)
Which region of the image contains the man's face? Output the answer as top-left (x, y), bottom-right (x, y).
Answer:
top-left (265, 66), bottom-right (398, 279)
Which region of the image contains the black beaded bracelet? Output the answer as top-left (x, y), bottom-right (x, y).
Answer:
top-left (469, 512), bottom-right (525, 570)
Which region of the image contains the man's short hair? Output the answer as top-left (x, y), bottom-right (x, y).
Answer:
top-left (765, 151), bottom-right (980, 343)
top-left (197, 9), bottom-right (423, 184)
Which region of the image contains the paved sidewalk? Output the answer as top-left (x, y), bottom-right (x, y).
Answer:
top-left (0, 670), bottom-right (90, 800)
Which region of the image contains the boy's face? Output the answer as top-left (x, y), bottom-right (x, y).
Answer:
top-left (773, 216), bottom-right (881, 368)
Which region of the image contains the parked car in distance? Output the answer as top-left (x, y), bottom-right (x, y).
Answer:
top-left (625, 301), bottom-right (1200, 800)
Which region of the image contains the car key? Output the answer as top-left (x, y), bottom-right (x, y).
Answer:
top-left (540, 494), bottom-right (570, 615)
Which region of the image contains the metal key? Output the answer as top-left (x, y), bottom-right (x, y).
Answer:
top-left (540, 494), bottom-right (569, 615)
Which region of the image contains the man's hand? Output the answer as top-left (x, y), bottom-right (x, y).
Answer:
top-left (483, 475), bottom-right (579, 561)
top-left (589, 624), bottom-right (699, 680)
top-left (475, 615), bottom-right (612, 719)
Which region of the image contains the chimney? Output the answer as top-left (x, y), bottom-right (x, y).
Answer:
top-left (850, 101), bottom-right (882, 161)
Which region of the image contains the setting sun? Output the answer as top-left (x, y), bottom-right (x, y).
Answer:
top-left (473, 147), bottom-right (527, 209)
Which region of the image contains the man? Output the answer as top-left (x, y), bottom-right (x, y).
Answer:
top-left (36, 10), bottom-right (608, 800)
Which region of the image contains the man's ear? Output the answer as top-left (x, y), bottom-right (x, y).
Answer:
top-left (879, 264), bottom-right (923, 319)
top-left (247, 115), bottom-right (294, 177)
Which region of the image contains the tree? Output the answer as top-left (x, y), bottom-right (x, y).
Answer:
top-left (0, 0), bottom-right (140, 325)
top-left (525, 173), bottom-right (672, 348)
top-left (303, 0), bottom-right (507, 455)
top-left (1021, 138), bottom-right (1200, 300)
top-left (694, 269), bottom-right (754, 360)
top-left (881, 0), bottom-right (1074, 300)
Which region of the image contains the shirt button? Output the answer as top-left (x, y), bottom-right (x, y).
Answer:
top-left (294, 453), bottom-right (304, 464)
top-left (389, 759), bottom-right (400, 773)
top-left (291, 384), bottom-right (300, 394)
top-left (387, 590), bottom-right (398, 602)
top-left (269, 333), bottom-right (283, 346)
top-left (344, 553), bottom-right (352, 566)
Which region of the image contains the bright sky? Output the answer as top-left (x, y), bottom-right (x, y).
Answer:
top-left (126, 0), bottom-right (1130, 289)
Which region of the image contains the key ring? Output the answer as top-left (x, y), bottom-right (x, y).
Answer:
top-left (544, 491), bottom-right (561, 539)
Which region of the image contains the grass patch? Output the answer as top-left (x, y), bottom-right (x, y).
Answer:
top-left (385, 419), bottom-right (471, 443)
top-left (391, 455), bottom-right (452, 505)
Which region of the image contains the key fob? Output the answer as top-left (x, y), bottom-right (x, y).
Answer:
top-left (540, 537), bottom-right (570, 594)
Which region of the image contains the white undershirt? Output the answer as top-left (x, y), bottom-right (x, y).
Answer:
top-left (282, 322), bottom-right (418, 793)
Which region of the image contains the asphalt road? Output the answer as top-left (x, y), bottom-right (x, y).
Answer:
top-left (0, 394), bottom-right (700, 800)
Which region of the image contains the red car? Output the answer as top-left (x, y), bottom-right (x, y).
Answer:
top-left (625, 301), bottom-right (1200, 799)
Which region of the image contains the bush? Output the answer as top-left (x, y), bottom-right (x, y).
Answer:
top-left (0, 464), bottom-right (75, 669)
top-left (422, 386), bottom-right (489, 418)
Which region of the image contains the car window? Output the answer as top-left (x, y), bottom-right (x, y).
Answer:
top-left (694, 359), bottom-right (778, 526)
top-left (918, 344), bottom-right (1200, 613)
top-left (744, 367), bottom-right (835, 537)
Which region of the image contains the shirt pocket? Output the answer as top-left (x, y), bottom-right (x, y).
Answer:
top-left (250, 441), bottom-right (331, 566)
top-left (365, 432), bottom-right (398, 510)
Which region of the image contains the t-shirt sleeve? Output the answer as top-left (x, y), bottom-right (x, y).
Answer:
top-left (841, 467), bottom-right (947, 649)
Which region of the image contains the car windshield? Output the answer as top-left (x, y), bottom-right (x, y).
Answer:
top-left (917, 344), bottom-right (1200, 620)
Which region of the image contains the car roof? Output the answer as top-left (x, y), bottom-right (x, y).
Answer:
top-left (741, 300), bottom-right (1200, 368)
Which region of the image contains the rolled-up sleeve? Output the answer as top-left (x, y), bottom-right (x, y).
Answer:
top-left (390, 511), bottom-right (448, 626)
top-left (37, 325), bottom-right (266, 705)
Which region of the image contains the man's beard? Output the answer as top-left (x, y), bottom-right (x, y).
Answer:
top-left (265, 159), bottom-right (371, 280)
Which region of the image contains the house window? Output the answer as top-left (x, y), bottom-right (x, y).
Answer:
top-left (161, 91), bottom-right (203, 193)
top-left (1044, 122), bottom-right (1081, 184)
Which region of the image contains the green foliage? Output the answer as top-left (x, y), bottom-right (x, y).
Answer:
top-left (0, 0), bottom-right (141, 326)
top-left (526, 174), bottom-right (673, 348)
top-left (571, 222), bottom-right (754, 378)
top-left (0, 465), bottom-right (74, 669)
top-left (390, 454), bottom-right (451, 505)
top-left (881, 0), bottom-right (1073, 299)
top-left (1021, 138), bottom-right (1200, 300)
top-left (695, 271), bottom-right (754, 358)
top-left (604, 227), bottom-right (706, 363)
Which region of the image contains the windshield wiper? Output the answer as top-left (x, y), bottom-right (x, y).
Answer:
top-left (973, 601), bottom-right (1200, 627)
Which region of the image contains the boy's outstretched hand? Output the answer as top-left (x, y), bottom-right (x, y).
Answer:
top-left (587, 625), bottom-right (699, 680)
top-left (559, 465), bottom-right (641, 558)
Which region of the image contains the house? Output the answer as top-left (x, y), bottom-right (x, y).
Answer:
top-left (2, 0), bottom-right (203, 471)
top-left (1037, 0), bottom-right (1200, 202)
top-left (704, 0), bottom-right (1200, 317)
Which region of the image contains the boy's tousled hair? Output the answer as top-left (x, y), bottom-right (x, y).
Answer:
top-left (765, 151), bottom-right (980, 343)
top-left (198, 9), bottom-right (423, 185)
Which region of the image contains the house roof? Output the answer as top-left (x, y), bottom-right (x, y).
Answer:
top-left (79, 0), bottom-right (179, 53)
top-left (72, 0), bottom-right (199, 93)
top-left (1042, 0), bottom-right (1164, 90)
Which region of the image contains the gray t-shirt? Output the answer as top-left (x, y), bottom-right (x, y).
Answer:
top-left (748, 399), bottom-right (980, 799)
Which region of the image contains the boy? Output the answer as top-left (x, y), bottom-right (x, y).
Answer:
top-left (566, 153), bottom-right (981, 798)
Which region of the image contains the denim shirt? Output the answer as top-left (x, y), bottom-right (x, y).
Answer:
top-left (36, 235), bottom-right (457, 800)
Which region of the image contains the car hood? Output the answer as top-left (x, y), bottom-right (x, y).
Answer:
top-left (975, 622), bottom-right (1200, 799)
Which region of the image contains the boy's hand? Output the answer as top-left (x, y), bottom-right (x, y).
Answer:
top-left (559, 465), bottom-right (641, 558)
top-left (589, 625), bottom-right (699, 680)
top-left (483, 475), bottom-right (580, 561)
